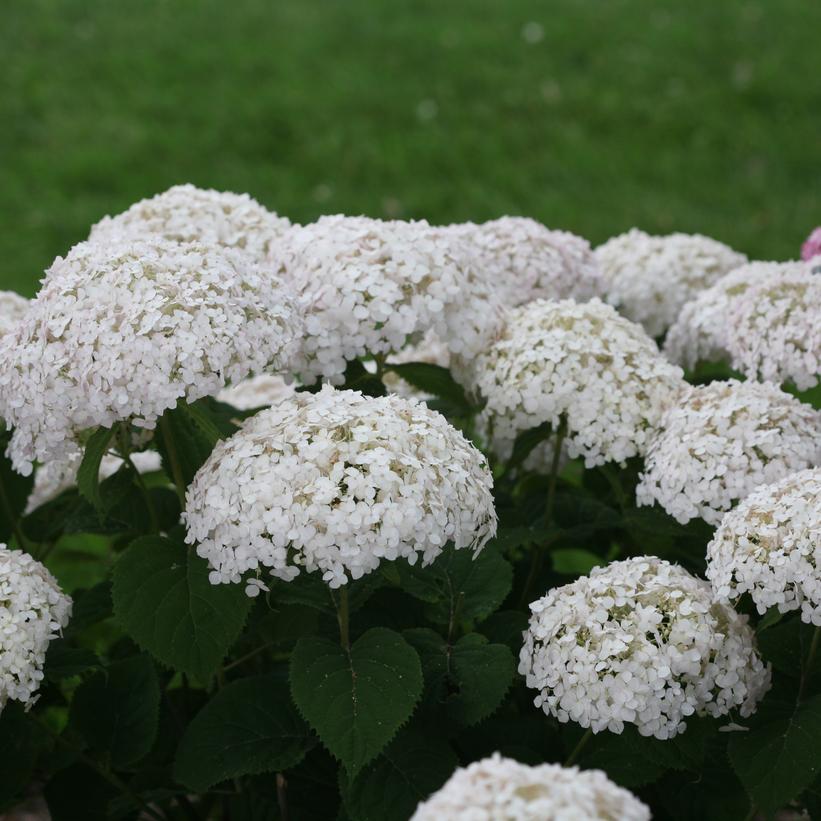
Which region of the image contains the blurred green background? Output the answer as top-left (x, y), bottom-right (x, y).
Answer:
top-left (3, 0), bottom-right (820, 296)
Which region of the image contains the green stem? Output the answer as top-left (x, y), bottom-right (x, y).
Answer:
top-left (799, 626), bottom-right (821, 701)
top-left (221, 642), bottom-right (275, 673)
top-left (336, 586), bottom-right (350, 651)
top-left (159, 415), bottom-right (187, 508)
top-left (117, 426), bottom-right (160, 533)
top-left (599, 462), bottom-right (626, 511)
top-left (564, 728), bottom-right (593, 767)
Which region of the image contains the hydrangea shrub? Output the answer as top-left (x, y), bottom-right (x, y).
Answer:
top-left (0, 188), bottom-right (819, 820)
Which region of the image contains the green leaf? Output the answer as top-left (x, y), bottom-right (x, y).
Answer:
top-left (342, 728), bottom-right (457, 821)
top-left (112, 535), bottom-right (252, 680)
top-left (551, 548), bottom-right (602, 575)
top-left (729, 690), bottom-right (821, 818)
top-left (341, 358), bottom-right (386, 397)
top-left (404, 629), bottom-right (515, 726)
top-left (155, 401), bottom-right (221, 487)
top-left (44, 639), bottom-right (101, 681)
top-left (174, 674), bottom-right (313, 792)
top-left (397, 544), bottom-right (512, 625)
top-left (479, 610), bottom-right (529, 654)
top-left (506, 422), bottom-right (553, 472)
top-left (0, 704), bottom-right (48, 808)
top-left (44, 762), bottom-right (118, 821)
top-left (385, 363), bottom-right (471, 410)
top-left (76, 426), bottom-right (116, 510)
top-left (70, 654), bottom-right (160, 768)
top-left (290, 627), bottom-right (423, 778)
top-left (0, 431), bottom-right (33, 545)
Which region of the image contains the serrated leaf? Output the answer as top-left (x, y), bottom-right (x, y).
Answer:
top-left (155, 401), bottom-right (220, 487)
top-left (76, 426), bottom-right (116, 510)
top-left (112, 536), bottom-right (252, 680)
top-left (729, 690), bottom-right (821, 818)
top-left (44, 639), bottom-right (101, 681)
top-left (70, 654), bottom-right (160, 768)
top-left (397, 544), bottom-right (512, 625)
top-left (506, 422), bottom-right (553, 472)
top-left (342, 727), bottom-right (457, 821)
top-left (268, 571), bottom-right (384, 617)
top-left (385, 363), bottom-right (471, 410)
top-left (404, 629), bottom-right (515, 726)
top-left (479, 610), bottom-right (529, 654)
top-left (174, 674), bottom-right (313, 792)
top-left (290, 627), bottom-right (423, 778)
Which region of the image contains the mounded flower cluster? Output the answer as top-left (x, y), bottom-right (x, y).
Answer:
top-left (410, 753), bottom-right (650, 821)
top-left (88, 184), bottom-right (292, 263)
top-left (595, 228), bottom-right (747, 337)
top-left (519, 556), bottom-right (771, 740)
top-left (706, 469), bottom-right (821, 625)
top-left (663, 261), bottom-right (797, 370)
top-left (466, 298), bottom-right (684, 468)
top-left (217, 373), bottom-right (297, 411)
top-left (637, 380), bottom-right (821, 525)
top-left (274, 215), bottom-right (502, 384)
top-left (0, 239), bottom-right (303, 474)
top-left (0, 546), bottom-right (72, 710)
top-left (725, 265), bottom-right (821, 390)
top-left (0, 291), bottom-right (28, 336)
top-left (446, 216), bottom-right (604, 307)
top-left (184, 385), bottom-right (497, 592)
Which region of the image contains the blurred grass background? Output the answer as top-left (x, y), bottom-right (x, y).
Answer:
top-left (2, 0), bottom-right (819, 296)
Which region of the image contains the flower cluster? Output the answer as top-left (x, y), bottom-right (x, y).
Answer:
top-left (636, 380), bottom-right (821, 525)
top-left (663, 261), bottom-right (797, 370)
top-left (519, 557), bottom-right (771, 740)
top-left (445, 216), bottom-right (604, 307)
top-left (0, 546), bottom-right (72, 710)
top-left (706, 469), bottom-right (821, 625)
top-left (275, 215), bottom-right (502, 384)
top-left (0, 291), bottom-right (28, 336)
top-left (595, 229), bottom-right (747, 337)
top-left (725, 265), bottom-right (821, 390)
top-left (466, 298), bottom-right (684, 468)
top-left (184, 385), bottom-right (497, 591)
top-left (410, 753), bottom-right (650, 821)
top-left (88, 184), bottom-right (292, 263)
top-left (217, 374), bottom-right (297, 411)
top-left (802, 227), bottom-right (821, 261)
top-left (0, 239), bottom-right (302, 474)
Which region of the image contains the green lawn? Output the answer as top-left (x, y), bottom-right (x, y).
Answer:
top-left (2, 0), bottom-right (819, 296)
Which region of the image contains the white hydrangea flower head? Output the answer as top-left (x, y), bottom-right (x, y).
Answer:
top-left (383, 329), bottom-right (451, 400)
top-left (663, 261), bottom-right (796, 370)
top-left (445, 217), bottom-right (604, 306)
top-left (0, 239), bottom-right (303, 475)
top-left (519, 556), bottom-right (771, 740)
top-left (88, 184), bottom-right (292, 263)
top-left (637, 380), bottom-right (821, 525)
top-left (184, 385), bottom-right (497, 592)
top-left (25, 450), bottom-right (163, 514)
top-left (706, 469), bottom-right (821, 625)
top-left (595, 229), bottom-right (748, 337)
top-left (0, 291), bottom-right (29, 337)
top-left (466, 298), bottom-right (685, 468)
top-left (410, 753), bottom-right (650, 821)
top-left (275, 215), bottom-right (502, 384)
top-left (0, 545), bottom-right (72, 710)
top-left (217, 374), bottom-right (298, 411)
top-left (725, 265), bottom-right (821, 391)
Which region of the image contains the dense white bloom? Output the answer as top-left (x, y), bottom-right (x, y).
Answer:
top-left (184, 385), bottom-right (497, 591)
top-left (706, 469), bottom-right (821, 625)
top-left (466, 298), bottom-right (684, 468)
top-left (217, 374), bottom-right (297, 411)
top-left (275, 215), bottom-right (502, 384)
top-left (410, 753), bottom-right (650, 821)
top-left (519, 557), bottom-right (771, 740)
top-left (0, 239), bottom-right (302, 475)
top-left (25, 450), bottom-right (163, 513)
top-left (445, 217), bottom-right (604, 306)
top-left (725, 266), bottom-right (821, 390)
top-left (0, 291), bottom-right (28, 336)
top-left (663, 262), bottom-right (797, 370)
top-left (88, 184), bottom-right (292, 263)
top-left (382, 329), bottom-right (451, 400)
top-left (637, 380), bottom-right (820, 525)
top-left (596, 229), bottom-right (747, 337)
top-left (0, 546), bottom-right (72, 710)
